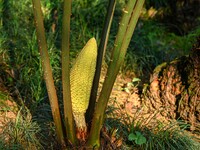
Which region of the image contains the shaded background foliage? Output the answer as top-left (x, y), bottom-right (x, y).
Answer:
top-left (145, 0), bottom-right (200, 35)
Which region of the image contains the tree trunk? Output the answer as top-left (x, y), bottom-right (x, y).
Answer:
top-left (142, 37), bottom-right (200, 131)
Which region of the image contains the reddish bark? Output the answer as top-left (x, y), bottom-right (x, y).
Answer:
top-left (143, 37), bottom-right (200, 130)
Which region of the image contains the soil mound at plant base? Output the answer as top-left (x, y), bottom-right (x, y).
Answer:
top-left (143, 37), bottom-right (200, 131)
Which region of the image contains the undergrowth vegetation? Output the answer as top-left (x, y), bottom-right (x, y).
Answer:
top-left (0, 0), bottom-right (200, 149)
top-left (106, 100), bottom-right (200, 149)
top-left (0, 108), bottom-right (42, 149)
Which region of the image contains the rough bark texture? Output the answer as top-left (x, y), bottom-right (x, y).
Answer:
top-left (143, 37), bottom-right (200, 131)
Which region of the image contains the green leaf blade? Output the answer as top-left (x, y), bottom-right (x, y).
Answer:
top-left (128, 133), bottom-right (137, 141)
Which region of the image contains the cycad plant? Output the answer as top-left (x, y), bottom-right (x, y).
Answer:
top-left (32, 0), bottom-right (145, 149)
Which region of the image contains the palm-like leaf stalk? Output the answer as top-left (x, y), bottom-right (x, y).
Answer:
top-left (32, 0), bottom-right (65, 147)
top-left (86, 0), bottom-right (145, 147)
top-left (86, 0), bottom-right (116, 128)
top-left (61, 0), bottom-right (77, 145)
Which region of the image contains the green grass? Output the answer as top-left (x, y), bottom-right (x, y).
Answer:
top-left (0, 107), bottom-right (42, 150)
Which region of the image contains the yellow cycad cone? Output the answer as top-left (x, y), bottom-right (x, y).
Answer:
top-left (70, 37), bottom-right (97, 140)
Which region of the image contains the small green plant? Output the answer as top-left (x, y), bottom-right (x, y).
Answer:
top-left (0, 108), bottom-right (42, 149)
top-left (122, 77), bottom-right (141, 93)
top-left (128, 131), bottom-right (147, 145)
